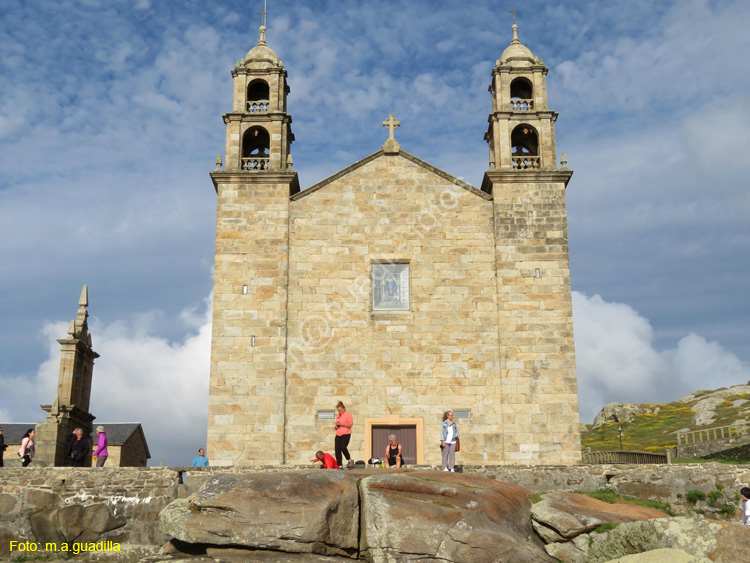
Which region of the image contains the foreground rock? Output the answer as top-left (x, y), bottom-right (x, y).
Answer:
top-left (531, 492), bottom-right (670, 542)
top-left (159, 471), bottom-right (359, 558)
top-left (545, 517), bottom-right (750, 562)
top-left (359, 471), bottom-right (554, 563)
top-left (605, 549), bottom-right (710, 562)
top-left (29, 502), bottom-right (126, 545)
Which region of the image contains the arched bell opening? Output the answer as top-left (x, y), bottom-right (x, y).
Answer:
top-left (510, 77), bottom-right (534, 111)
top-left (242, 126), bottom-right (270, 171)
top-left (511, 124), bottom-right (540, 170)
top-left (247, 79), bottom-right (270, 113)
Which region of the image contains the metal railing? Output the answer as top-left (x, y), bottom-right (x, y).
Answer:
top-left (582, 449), bottom-right (669, 465)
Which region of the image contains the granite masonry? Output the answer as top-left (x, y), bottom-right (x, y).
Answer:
top-left (206, 23), bottom-right (581, 467)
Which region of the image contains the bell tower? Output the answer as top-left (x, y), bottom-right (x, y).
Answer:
top-left (207, 22), bottom-right (299, 466)
top-left (223, 24), bottom-right (294, 172)
top-left (483, 20), bottom-right (582, 464)
top-left (485, 21), bottom-right (559, 170)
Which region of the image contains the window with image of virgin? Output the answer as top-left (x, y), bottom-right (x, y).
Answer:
top-left (372, 263), bottom-right (409, 311)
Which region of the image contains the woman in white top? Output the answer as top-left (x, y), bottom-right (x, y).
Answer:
top-left (440, 411), bottom-right (459, 472)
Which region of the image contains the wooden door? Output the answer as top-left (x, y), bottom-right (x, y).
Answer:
top-left (372, 425), bottom-right (417, 465)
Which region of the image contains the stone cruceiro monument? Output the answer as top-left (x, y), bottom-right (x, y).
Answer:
top-left (206, 16), bottom-right (582, 467)
top-left (1, 286), bottom-right (151, 467)
top-left (34, 285), bottom-right (99, 466)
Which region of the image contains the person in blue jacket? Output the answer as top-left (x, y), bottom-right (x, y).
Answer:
top-left (192, 448), bottom-right (209, 467)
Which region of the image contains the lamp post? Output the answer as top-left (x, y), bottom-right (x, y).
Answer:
top-left (618, 424), bottom-right (623, 450)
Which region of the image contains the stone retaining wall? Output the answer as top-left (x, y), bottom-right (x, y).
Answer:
top-left (676, 434), bottom-right (750, 458)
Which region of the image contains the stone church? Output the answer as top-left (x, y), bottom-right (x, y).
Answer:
top-left (207, 21), bottom-right (582, 466)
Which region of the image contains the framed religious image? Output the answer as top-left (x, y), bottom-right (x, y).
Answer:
top-left (372, 262), bottom-right (409, 311)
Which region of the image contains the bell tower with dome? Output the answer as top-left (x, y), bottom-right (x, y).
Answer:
top-left (206, 23), bottom-right (299, 466)
top-left (484, 21), bottom-right (559, 170)
top-left (482, 20), bottom-right (581, 464)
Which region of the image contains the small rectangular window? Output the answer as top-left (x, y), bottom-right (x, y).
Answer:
top-left (372, 262), bottom-right (409, 311)
top-left (454, 410), bottom-right (471, 419)
top-left (317, 410), bottom-right (335, 420)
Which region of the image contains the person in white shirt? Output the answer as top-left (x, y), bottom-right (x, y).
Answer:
top-left (741, 487), bottom-right (750, 525)
top-left (440, 410), bottom-right (459, 472)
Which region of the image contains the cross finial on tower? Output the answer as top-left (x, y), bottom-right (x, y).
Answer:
top-left (259, 0), bottom-right (268, 27)
top-left (382, 114), bottom-right (401, 154)
top-left (509, 8), bottom-right (520, 43)
top-left (258, 0), bottom-right (268, 44)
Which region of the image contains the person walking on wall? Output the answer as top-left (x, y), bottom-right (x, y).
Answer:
top-left (18, 429), bottom-right (35, 467)
top-left (441, 410), bottom-right (459, 472)
top-left (66, 428), bottom-right (90, 467)
top-left (334, 401), bottom-right (354, 468)
top-left (0, 426), bottom-right (6, 467)
top-left (93, 426), bottom-right (108, 468)
top-left (192, 448), bottom-right (210, 467)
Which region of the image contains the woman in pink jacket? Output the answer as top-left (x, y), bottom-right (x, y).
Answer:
top-left (18, 429), bottom-right (35, 467)
top-left (93, 426), bottom-right (108, 467)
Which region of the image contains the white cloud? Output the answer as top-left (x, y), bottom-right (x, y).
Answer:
top-left (573, 291), bottom-right (750, 423)
top-left (668, 333), bottom-right (750, 392)
top-left (31, 297), bottom-right (212, 466)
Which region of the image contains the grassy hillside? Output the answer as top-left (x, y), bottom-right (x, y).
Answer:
top-left (581, 389), bottom-right (750, 453)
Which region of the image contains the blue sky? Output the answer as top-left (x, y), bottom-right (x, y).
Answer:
top-left (1, 0), bottom-right (749, 465)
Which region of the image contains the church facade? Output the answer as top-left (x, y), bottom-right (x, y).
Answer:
top-left (207, 22), bottom-right (582, 466)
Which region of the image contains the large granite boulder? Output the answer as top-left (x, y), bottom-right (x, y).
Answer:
top-left (546, 517), bottom-right (750, 563)
top-left (359, 471), bottom-right (554, 563)
top-left (159, 471), bottom-right (359, 558)
top-left (29, 502), bottom-right (126, 545)
top-left (605, 548), bottom-right (710, 562)
top-left (531, 492), bottom-right (670, 542)
top-left (593, 403), bottom-right (654, 427)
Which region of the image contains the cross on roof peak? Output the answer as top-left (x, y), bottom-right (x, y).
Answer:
top-left (382, 114), bottom-right (401, 154)
top-left (382, 114), bottom-right (401, 140)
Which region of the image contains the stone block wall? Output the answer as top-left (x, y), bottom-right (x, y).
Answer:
top-left (286, 153), bottom-right (502, 465)
top-left (207, 152), bottom-right (582, 467)
top-left (489, 171), bottom-right (581, 465)
top-left (207, 172), bottom-right (297, 466)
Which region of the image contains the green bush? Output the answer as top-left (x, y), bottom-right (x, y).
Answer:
top-left (719, 503), bottom-right (736, 516)
top-left (686, 490), bottom-right (706, 504)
